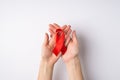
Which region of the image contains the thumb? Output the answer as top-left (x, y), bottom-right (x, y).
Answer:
top-left (72, 30), bottom-right (78, 43)
top-left (43, 33), bottom-right (49, 45)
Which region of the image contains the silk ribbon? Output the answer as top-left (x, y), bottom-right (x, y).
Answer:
top-left (52, 29), bottom-right (67, 56)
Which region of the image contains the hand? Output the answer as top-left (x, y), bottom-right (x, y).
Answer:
top-left (41, 26), bottom-right (61, 66)
top-left (49, 24), bottom-right (79, 63)
top-left (38, 30), bottom-right (59, 80)
top-left (62, 30), bottom-right (79, 63)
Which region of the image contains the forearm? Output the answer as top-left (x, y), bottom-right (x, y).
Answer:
top-left (66, 56), bottom-right (83, 80)
top-left (38, 59), bottom-right (54, 80)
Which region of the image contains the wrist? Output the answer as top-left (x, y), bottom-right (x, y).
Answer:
top-left (65, 56), bottom-right (83, 80)
top-left (65, 55), bottom-right (80, 66)
top-left (40, 58), bottom-right (54, 68)
top-left (38, 59), bottom-right (54, 80)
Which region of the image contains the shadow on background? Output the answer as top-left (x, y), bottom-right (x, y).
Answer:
top-left (78, 33), bottom-right (92, 80)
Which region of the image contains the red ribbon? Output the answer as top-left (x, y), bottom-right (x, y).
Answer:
top-left (52, 29), bottom-right (67, 56)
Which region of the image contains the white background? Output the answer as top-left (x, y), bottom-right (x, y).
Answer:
top-left (0, 0), bottom-right (120, 80)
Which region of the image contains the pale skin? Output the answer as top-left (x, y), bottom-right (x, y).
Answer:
top-left (38, 23), bottom-right (83, 80)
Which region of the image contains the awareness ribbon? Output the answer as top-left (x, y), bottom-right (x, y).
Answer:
top-left (52, 29), bottom-right (67, 56)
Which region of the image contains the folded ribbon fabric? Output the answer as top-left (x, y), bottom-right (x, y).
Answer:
top-left (52, 29), bottom-right (67, 56)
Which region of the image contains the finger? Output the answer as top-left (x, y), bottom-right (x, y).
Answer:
top-left (72, 30), bottom-right (78, 43)
top-left (65, 28), bottom-right (72, 39)
top-left (43, 33), bottom-right (49, 45)
top-left (61, 25), bottom-right (67, 30)
top-left (49, 29), bottom-right (55, 37)
top-left (53, 23), bottom-right (60, 29)
top-left (49, 24), bottom-right (56, 32)
top-left (49, 34), bottom-right (56, 48)
top-left (49, 28), bottom-right (55, 34)
top-left (64, 25), bottom-right (71, 34)
top-left (65, 36), bottom-right (71, 46)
